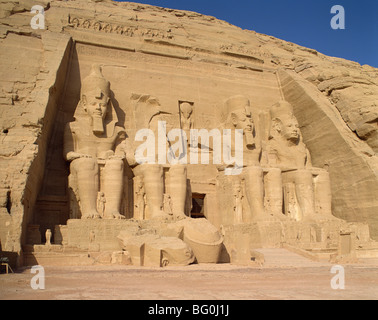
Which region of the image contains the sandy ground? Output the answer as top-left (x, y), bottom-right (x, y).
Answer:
top-left (1, 249), bottom-right (378, 300)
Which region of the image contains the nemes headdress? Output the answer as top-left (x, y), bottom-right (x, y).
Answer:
top-left (269, 100), bottom-right (301, 141)
top-left (74, 64), bottom-right (119, 136)
top-left (221, 95), bottom-right (251, 124)
top-left (225, 95), bottom-right (251, 113)
top-left (269, 100), bottom-right (294, 120)
top-left (81, 64), bottom-right (111, 98)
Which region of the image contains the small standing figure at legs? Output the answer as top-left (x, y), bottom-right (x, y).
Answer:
top-left (45, 229), bottom-right (52, 246)
top-left (97, 192), bottom-right (106, 218)
top-left (233, 181), bottom-right (244, 224)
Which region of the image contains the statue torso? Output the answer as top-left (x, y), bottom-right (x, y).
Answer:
top-left (69, 121), bottom-right (123, 159)
top-left (268, 138), bottom-right (308, 169)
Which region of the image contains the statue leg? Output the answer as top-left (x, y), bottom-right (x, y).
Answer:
top-left (264, 168), bottom-right (285, 219)
top-left (294, 169), bottom-right (316, 220)
top-left (314, 170), bottom-right (333, 218)
top-left (142, 164), bottom-right (165, 219)
top-left (103, 158), bottom-right (125, 219)
top-left (71, 158), bottom-right (100, 219)
top-left (169, 165), bottom-right (187, 218)
top-left (244, 166), bottom-right (265, 221)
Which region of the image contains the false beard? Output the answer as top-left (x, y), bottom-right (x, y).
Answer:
top-left (245, 130), bottom-right (255, 148)
top-left (92, 116), bottom-right (105, 135)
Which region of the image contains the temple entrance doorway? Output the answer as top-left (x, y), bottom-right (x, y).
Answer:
top-left (190, 193), bottom-right (206, 219)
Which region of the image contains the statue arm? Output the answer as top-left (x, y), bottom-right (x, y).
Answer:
top-left (63, 123), bottom-right (92, 161)
top-left (114, 128), bottom-right (127, 156)
top-left (63, 124), bottom-right (75, 161)
top-left (305, 148), bottom-right (313, 168)
top-left (265, 144), bottom-right (296, 171)
top-left (265, 144), bottom-right (279, 167)
top-left (106, 127), bottom-right (127, 160)
top-left (120, 137), bottom-right (138, 167)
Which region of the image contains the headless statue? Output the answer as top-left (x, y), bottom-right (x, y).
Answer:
top-left (127, 95), bottom-right (189, 220)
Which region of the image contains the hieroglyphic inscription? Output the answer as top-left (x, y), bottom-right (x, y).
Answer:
top-left (220, 44), bottom-right (267, 64)
top-left (69, 17), bottom-right (174, 40)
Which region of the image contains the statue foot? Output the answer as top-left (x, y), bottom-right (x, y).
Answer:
top-left (271, 212), bottom-right (288, 221)
top-left (172, 211), bottom-right (187, 221)
top-left (83, 211), bottom-right (102, 219)
top-left (306, 214), bottom-right (342, 223)
top-left (150, 210), bottom-right (168, 220)
top-left (104, 211), bottom-right (126, 220)
top-left (252, 212), bottom-right (276, 222)
top-left (301, 215), bottom-right (318, 224)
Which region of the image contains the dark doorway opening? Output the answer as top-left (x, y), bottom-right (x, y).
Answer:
top-left (190, 193), bottom-right (206, 219)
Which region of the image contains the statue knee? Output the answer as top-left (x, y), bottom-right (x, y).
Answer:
top-left (141, 164), bottom-right (163, 176)
top-left (244, 166), bottom-right (263, 178)
top-left (265, 168), bottom-right (282, 188)
top-left (316, 170), bottom-right (331, 183)
top-left (71, 157), bottom-right (97, 173)
top-left (170, 164), bottom-right (187, 176)
top-left (314, 170), bottom-right (332, 195)
top-left (294, 169), bottom-right (313, 185)
top-left (105, 158), bottom-right (124, 172)
top-left (267, 168), bottom-right (281, 179)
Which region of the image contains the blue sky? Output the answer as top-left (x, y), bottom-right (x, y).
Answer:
top-left (116, 0), bottom-right (378, 68)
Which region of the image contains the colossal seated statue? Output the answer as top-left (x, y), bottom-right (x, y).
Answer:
top-left (63, 64), bottom-right (126, 220)
top-left (265, 100), bottom-right (334, 221)
top-left (220, 95), bottom-right (267, 222)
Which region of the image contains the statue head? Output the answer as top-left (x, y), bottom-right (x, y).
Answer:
top-left (80, 64), bottom-right (111, 135)
top-left (180, 102), bottom-right (193, 120)
top-left (224, 95), bottom-right (255, 148)
top-left (270, 101), bottom-right (301, 143)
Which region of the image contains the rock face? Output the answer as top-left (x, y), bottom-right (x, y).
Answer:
top-left (0, 0), bottom-right (377, 267)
